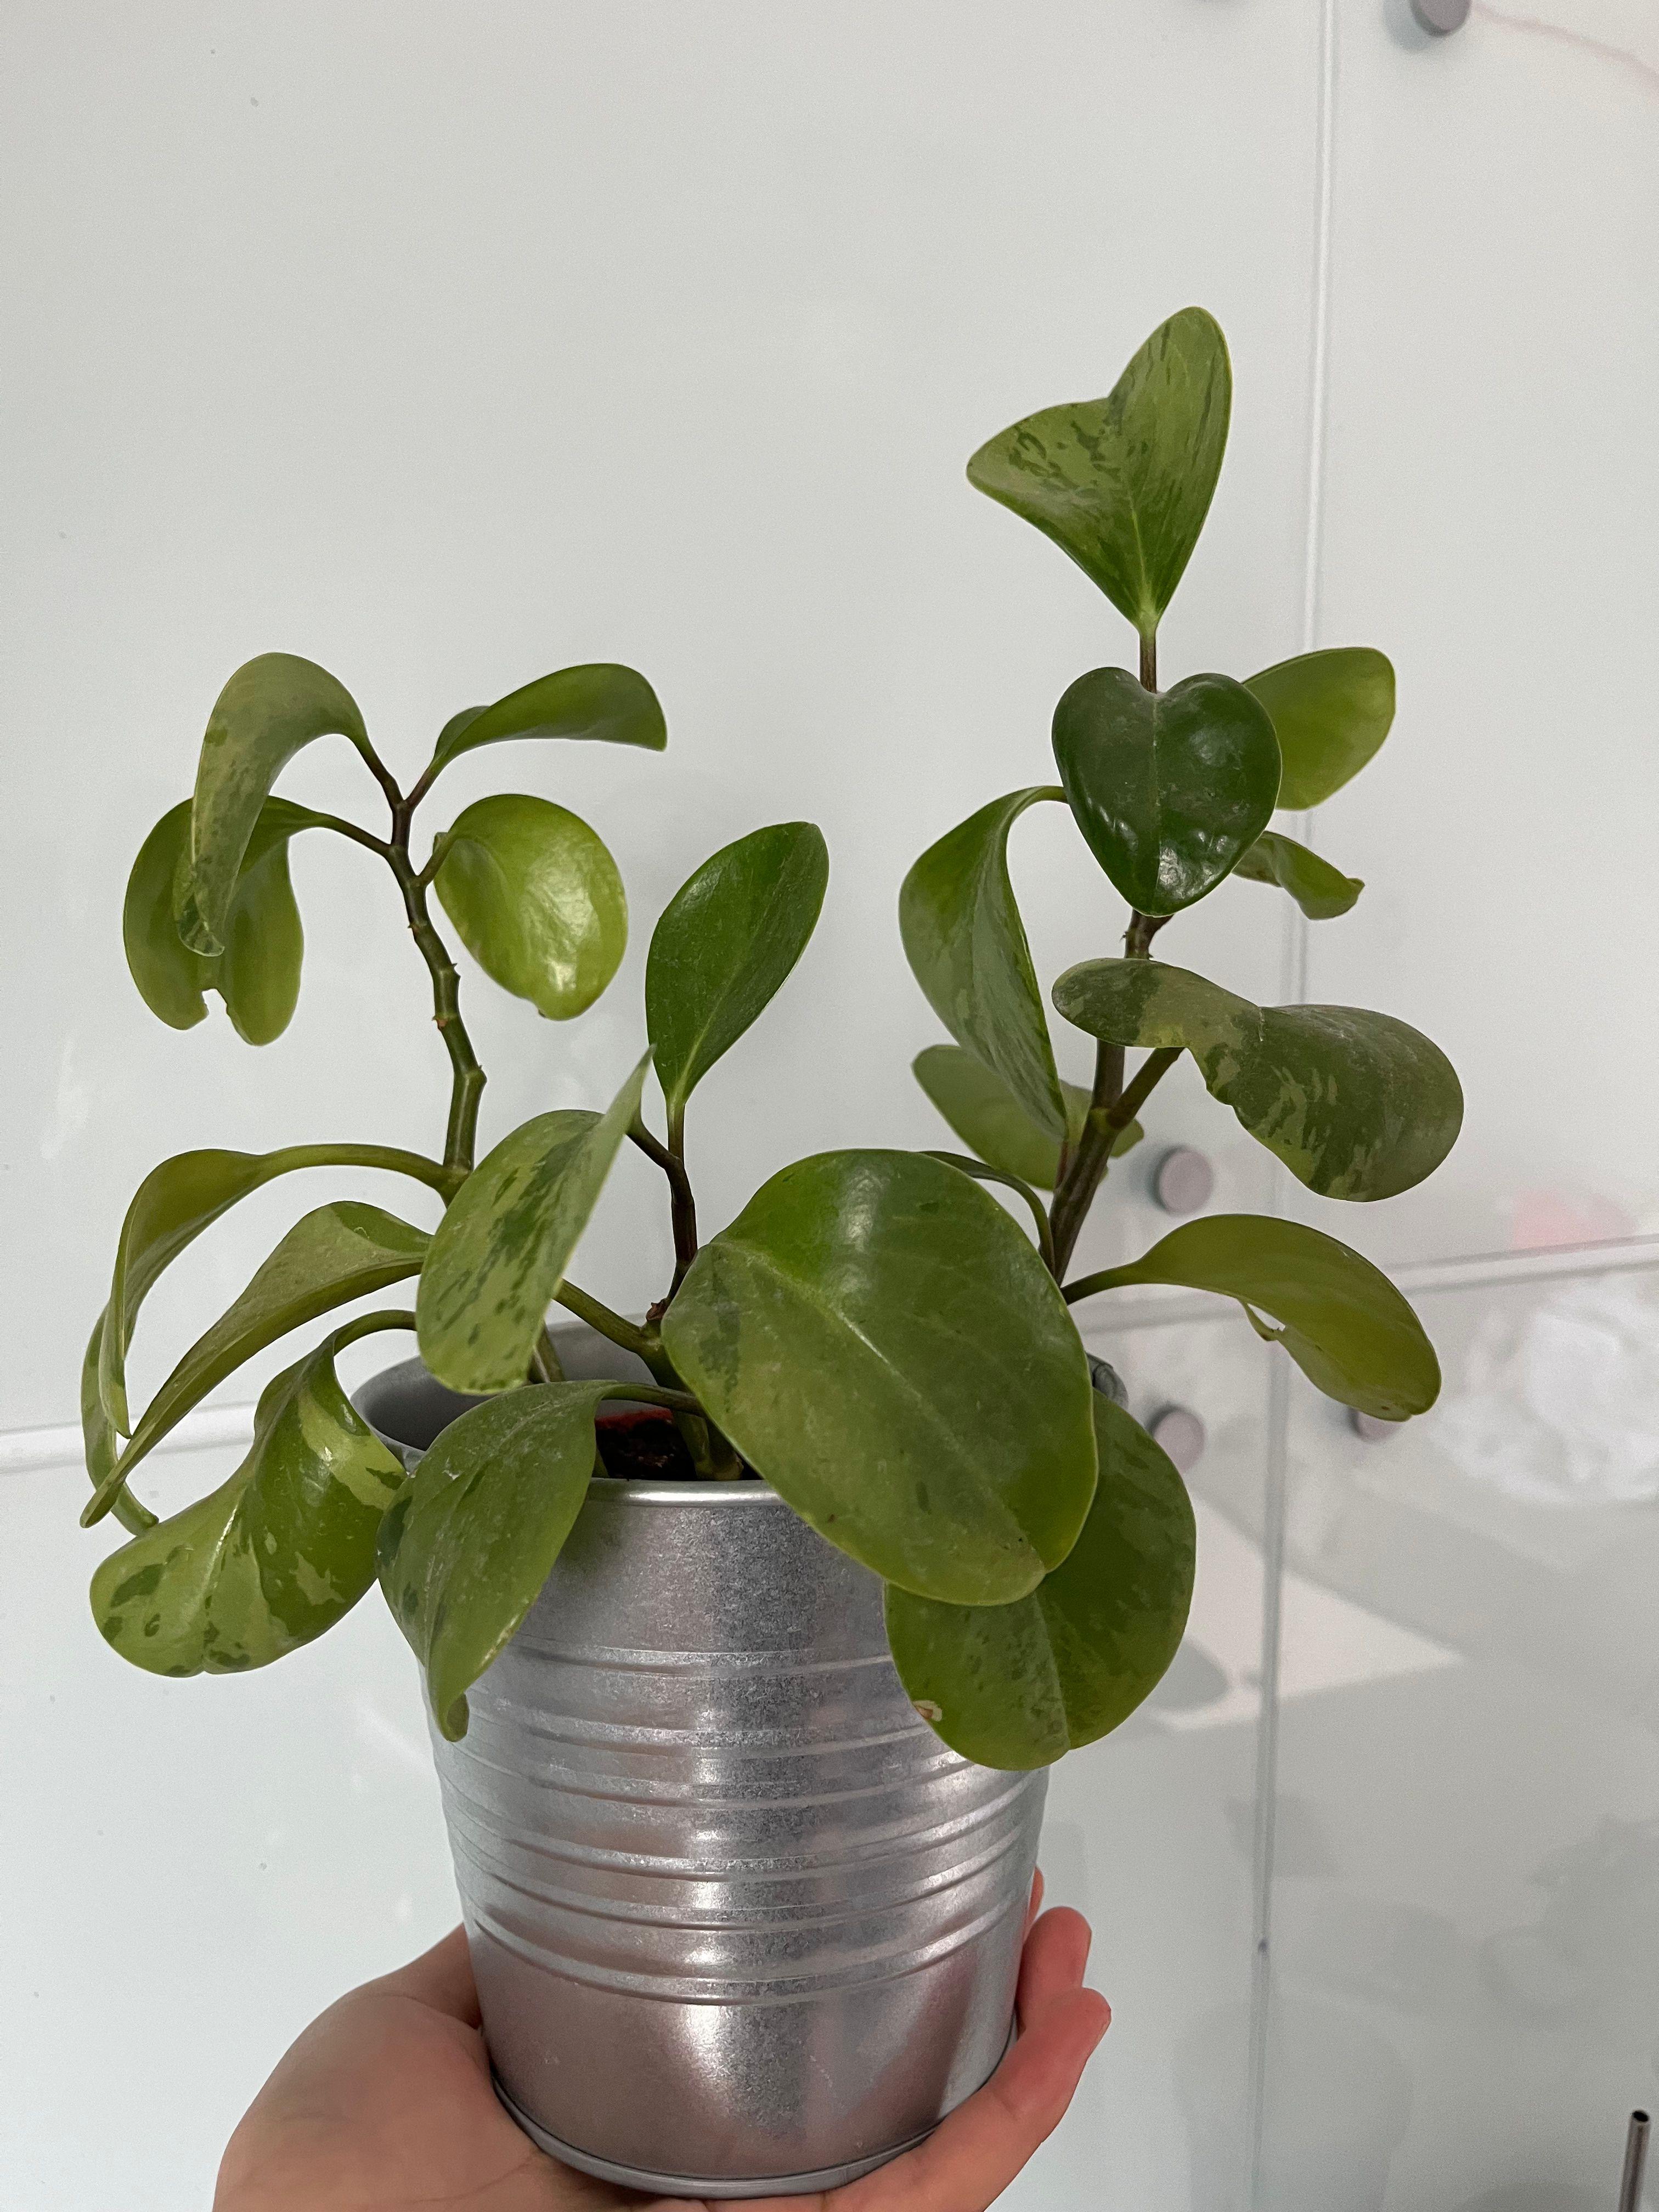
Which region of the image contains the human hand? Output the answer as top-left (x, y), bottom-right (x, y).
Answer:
top-left (214, 1874), bottom-right (1109, 2212)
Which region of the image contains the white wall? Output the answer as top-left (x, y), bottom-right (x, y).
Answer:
top-left (3, 3), bottom-right (1656, 2208)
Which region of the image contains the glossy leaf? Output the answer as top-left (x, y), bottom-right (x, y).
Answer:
top-left (435, 793), bottom-right (627, 1021)
top-left (377, 1382), bottom-right (612, 1739)
top-left (1053, 669), bottom-right (1280, 917)
top-left (1233, 830), bottom-right (1362, 921)
top-left (1246, 648), bottom-right (1395, 810)
top-left (97, 1142), bottom-right (450, 1437)
top-left (82, 1201), bottom-right (430, 1526)
top-left (91, 1317), bottom-right (411, 1678)
top-left (646, 823), bottom-right (829, 1121)
top-left (911, 1045), bottom-right (1137, 1191)
top-left (178, 654), bottom-right (367, 956)
top-left (967, 308), bottom-right (1231, 637)
top-left (417, 1056), bottom-right (650, 1393)
top-left (1069, 1214), bottom-right (1441, 1420)
top-left (886, 1396), bottom-right (1195, 1768)
top-left (899, 789), bottom-right (1067, 1137)
top-left (427, 663), bottom-right (665, 780)
top-left (125, 796), bottom-right (326, 1043)
top-left (1052, 958), bottom-right (1462, 1201)
top-left (661, 1149), bottom-right (1097, 1605)
top-left (82, 1317), bottom-right (155, 1537)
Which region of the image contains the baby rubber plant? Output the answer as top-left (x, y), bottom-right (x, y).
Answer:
top-left (889, 308), bottom-right (1462, 1763)
top-left (81, 650), bottom-right (1108, 1763)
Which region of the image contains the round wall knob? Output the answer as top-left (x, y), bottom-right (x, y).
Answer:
top-left (1153, 1146), bottom-right (1215, 1215)
top-left (1410, 0), bottom-right (1469, 31)
top-left (1349, 1408), bottom-right (1400, 1442)
top-left (1149, 1404), bottom-right (1207, 1474)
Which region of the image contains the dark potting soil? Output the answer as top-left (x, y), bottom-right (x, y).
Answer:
top-left (594, 1407), bottom-right (759, 1482)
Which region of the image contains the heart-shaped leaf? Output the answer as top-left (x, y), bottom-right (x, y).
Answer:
top-left (1052, 958), bottom-right (1462, 1201)
top-left (96, 1141), bottom-right (450, 1436)
top-left (1053, 670), bottom-right (1280, 916)
top-left (91, 1315), bottom-right (412, 1678)
top-left (967, 308), bottom-right (1232, 638)
top-left (126, 796), bottom-right (328, 1043)
top-left (82, 1201), bottom-right (431, 1526)
top-left (661, 1149), bottom-right (1097, 1605)
top-left (912, 1045), bottom-right (1137, 1190)
top-left (426, 663), bottom-right (665, 782)
top-left (1245, 648), bottom-right (1395, 810)
top-left (646, 822), bottom-right (829, 1125)
top-left (377, 1381), bottom-right (614, 1739)
top-left (899, 789), bottom-right (1068, 1137)
top-left (885, 1395), bottom-right (1195, 1768)
top-left (1067, 1214), bottom-right (1441, 1419)
top-left (417, 1055), bottom-right (650, 1393)
top-left (433, 793), bottom-right (628, 1022)
top-left (179, 655), bottom-right (368, 956)
top-left (1232, 830), bottom-right (1362, 921)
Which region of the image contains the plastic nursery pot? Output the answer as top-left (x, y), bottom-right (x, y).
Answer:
top-left (353, 1326), bottom-right (1047, 2199)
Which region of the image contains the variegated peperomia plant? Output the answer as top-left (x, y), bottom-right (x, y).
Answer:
top-left (82, 306), bottom-right (1458, 1772)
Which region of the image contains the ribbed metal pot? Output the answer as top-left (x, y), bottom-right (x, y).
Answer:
top-left (356, 1351), bottom-right (1046, 2198)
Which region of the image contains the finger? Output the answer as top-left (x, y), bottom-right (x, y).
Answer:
top-left (1024, 1869), bottom-right (1045, 1933)
top-left (1015, 1906), bottom-right (1092, 2030)
top-left (844, 1986), bottom-right (1109, 2212)
top-left (380, 1924), bottom-right (482, 2026)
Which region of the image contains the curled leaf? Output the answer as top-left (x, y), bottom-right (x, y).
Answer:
top-left (1232, 830), bottom-right (1362, 921)
top-left (435, 794), bottom-right (628, 1020)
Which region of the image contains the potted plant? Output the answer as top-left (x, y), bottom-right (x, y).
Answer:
top-left (80, 308), bottom-right (1459, 2196)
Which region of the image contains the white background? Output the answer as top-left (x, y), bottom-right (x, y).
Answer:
top-left (3, 3), bottom-right (1657, 2207)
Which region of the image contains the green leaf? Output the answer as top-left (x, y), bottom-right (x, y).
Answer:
top-left (427, 663), bottom-right (666, 781)
top-left (81, 1317), bottom-right (156, 1537)
top-left (91, 1316), bottom-right (411, 1679)
top-left (885, 1396), bottom-right (1195, 1768)
top-left (125, 796), bottom-right (326, 1043)
top-left (911, 1045), bottom-right (1137, 1190)
top-left (178, 654), bottom-right (368, 956)
top-left (433, 793), bottom-right (627, 1022)
top-left (417, 1056), bottom-right (650, 1393)
top-left (82, 1201), bottom-right (431, 1526)
top-left (1233, 830), bottom-right (1362, 921)
top-left (1245, 648), bottom-right (1396, 810)
top-left (966, 308), bottom-right (1231, 637)
top-left (661, 1149), bottom-right (1097, 1605)
top-left (1052, 958), bottom-right (1462, 1201)
top-left (376, 1381), bottom-right (613, 1739)
top-left (1052, 669), bottom-right (1280, 917)
top-left (899, 789), bottom-right (1068, 1137)
top-left (646, 822), bottom-right (829, 1122)
top-left (1069, 1214), bottom-right (1441, 1420)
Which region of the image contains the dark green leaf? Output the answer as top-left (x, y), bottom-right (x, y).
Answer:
top-left (91, 1316), bottom-right (411, 1678)
top-left (911, 1046), bottom-right (1136, 1190)
top-left (178, 654), bottom-right (368, 956)
top-left (966, 308), bottom-right (1231, 637)
top-left (434, 793), bottom-right (627, 1021)
top-left (646, 822), bottom-right (829, 1122)
top-left (1052, 958), bottom-right (1462, 1201)
top-left (886, 1396), bottom-right (1195, 1768)
top-left (82, 1201), bottom-right (431, 1526)
top-left (661, 1149), bottom-right (1097, 1605)
top-left (417, 1056), bottom-right (650, 1393)
top-left (1245, 648), bottom-right (1395, 810)
top-left (1233, 830), bottom-right (1363, 921)
top-left (1053, 669), bottom-right (1280, 917)
top-left (899, 789), bottom-right (1067, 1137)
top-left (125, 796), bottom-right (326, 1043)
top-left (427, 664), bottom-right (665, 780)
top-left (1068, 1214), bottom-right (1441, 1419)
top-left (377, 1381), bottom-right (613, 1739)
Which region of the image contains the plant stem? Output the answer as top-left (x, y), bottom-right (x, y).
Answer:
top-left (628, 1117), bottom-right (699, 1295)
top-left (530, 1325), bottom-right (565, 1384)
top-left (309, 811), bottom-right (394, 860)
top-left (386, 803), bottom-right (486, 1175)
top-left (1139, 631), bottom-right (1158, 691)
top-left (351, 733), bottom-right (406, 817)
top-left (552, 1280), bottom-right (658, 1362)
top-left (274, 1142), bottom-right (462, 1200)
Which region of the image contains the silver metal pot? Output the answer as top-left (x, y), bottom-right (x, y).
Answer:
top-left (355, 1340), bottom-right (1047, 2198)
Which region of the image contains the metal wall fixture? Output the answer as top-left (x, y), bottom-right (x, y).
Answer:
top-left (1148, 1404), bottom-right (1207, 1474)
top-left (1152, 1146), bottom-right (1215, 1216)
top-left (1349, 1408), bottom-right (1400, 1443)
top-left (1616, 2111), bottom-right (1650, 2212)
top-left (1410, 0), bottom-right (1470, 32)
